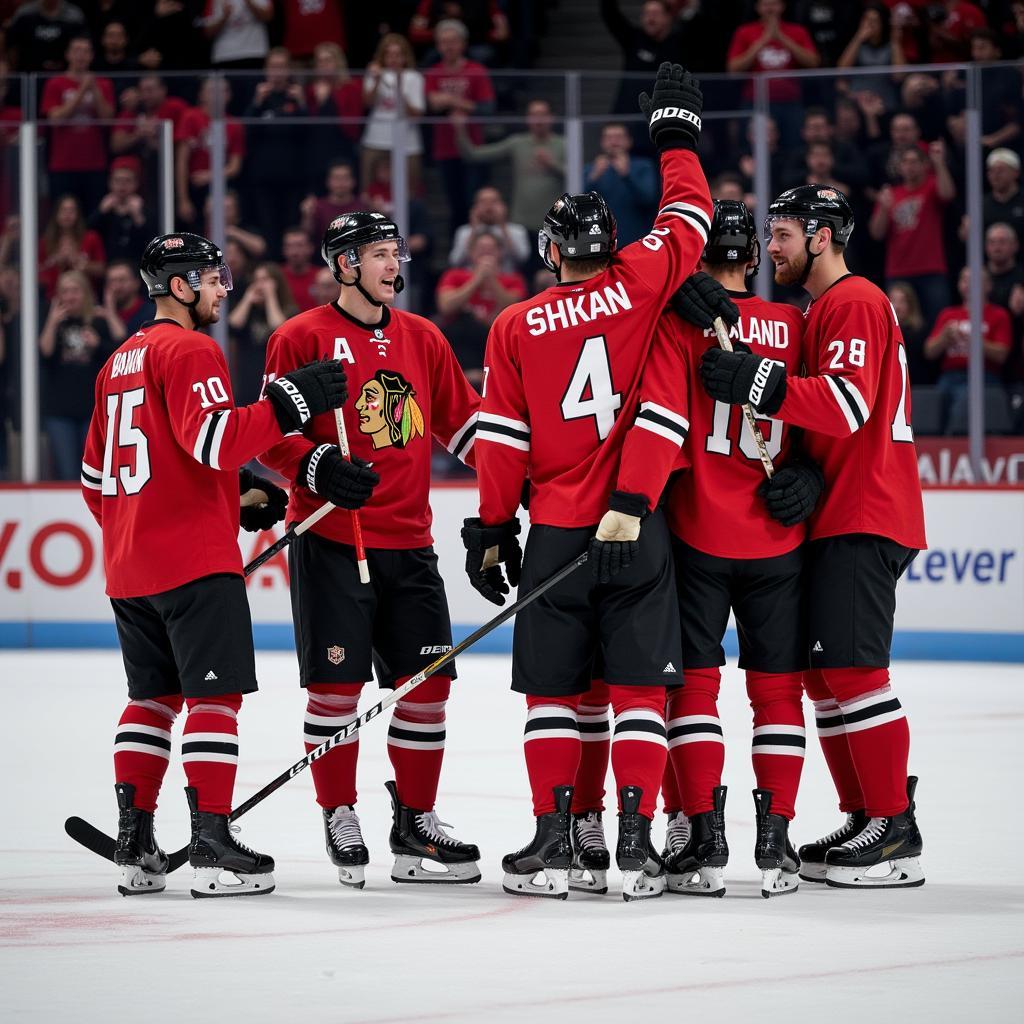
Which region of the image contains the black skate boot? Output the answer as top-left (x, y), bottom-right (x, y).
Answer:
top-left (569, 810), bottom-right (609, 895)
top-left (323, 805), bottom-right (369, 889)
top-left (502, 785), bottom-right (573, 899)
top-left (798, 809), bottom-right (868, 882)
top-left (114, 782), bottom-right (168, 896)
top-left (617, 786), bottom-right (666, 902)
top-left (753, 789), bottom-right (800, 899)
top-left (185, 787), bottom-right (275, 898)
top-left (385, 780), bottom-right (481, 884)
top-left (824, 777), bottom-right (925, 889)
top-left (665, 785), bottom-right (728, 897)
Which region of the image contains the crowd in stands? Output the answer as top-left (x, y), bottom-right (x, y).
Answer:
top-left (0, 0), bottom-right (1023, 478)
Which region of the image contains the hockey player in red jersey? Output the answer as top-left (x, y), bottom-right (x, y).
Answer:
top-left (463, 63), bottom-right (712, 902)
top-left (81, 232), bottom-right (350, 897)
top-left (700, 185), bottom-right (927, 889)
top-left (261, 212), bottom-right (482, 889)
top-left (650, 200), bottom-right (821, 899)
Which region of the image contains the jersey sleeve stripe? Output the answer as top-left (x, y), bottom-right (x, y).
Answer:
top-left (659, 202), bottom-right (711, 244)
top-left (639, 401), bottom-right (690, 435)
top-left (81, 461), bottom-right (102, 480)
top-left (824, 375), bottom-right (862, 433)
top-left (207, 409), bottom-right (230, 470)
top-left (635, 414), bottom-right (689, 448)
top-left (81, 463), bottom-right (102, 489)
top-left (836, 375), bottom-right (870, 424)
top-left (447, 412), bottom-right (478, 463)
top-left (478, 411), bottom-right (530, 434)
top-left (477, 412), bottom-right (530, 451)
top-left (81, 474), bottom-right (102, 491)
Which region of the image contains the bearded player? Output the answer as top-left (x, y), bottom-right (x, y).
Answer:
top-left (700, 186), bottom-right (926, 889)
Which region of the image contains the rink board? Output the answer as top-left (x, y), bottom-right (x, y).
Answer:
top-left (0, 485), bottom-right (1021, 660)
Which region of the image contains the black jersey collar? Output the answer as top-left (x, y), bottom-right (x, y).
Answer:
top-left (725, 289), bottom-right (754, 298)
top-left (331, 300), bottom-right (391, 332)
top-left (140, 317), bottom-right (182, 329)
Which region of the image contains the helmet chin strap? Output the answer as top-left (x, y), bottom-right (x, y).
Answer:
top-left (169, 277), bottom-right (203, 326)
top-left (342, 267), bottom-right (404, 307)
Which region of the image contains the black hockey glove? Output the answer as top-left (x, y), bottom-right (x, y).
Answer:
top-left (589, 490), bottom-right (647, 585)
top-left (238, 469), bottom-right (288, 532)
top-left (671, 272), bottom-right (740, 330)
top-left (266, 359), bottom-right (348, 433)
top-left (758, 459), bottom-right (825, 527)
top-left (700, 347), bottom-right (788, 416)
top-left (638, 61), bottom-right (703, 153)
top-left (299, 444), bottom-right (379, 510)
top-left (461, 517), bottom-right (522, 606)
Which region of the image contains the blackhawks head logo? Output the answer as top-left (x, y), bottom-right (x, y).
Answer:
top-left (355, 369), bottom-right (425, 450)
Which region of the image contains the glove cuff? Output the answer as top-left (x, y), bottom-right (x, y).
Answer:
top-left (750, 359), bottom-right (787, 417)
top-left (656, 136), bottom-right (698, 153)
top-left (608, 490), bottom-right (649, 519)
top-left (238, 467), bottom-right (254, 495)
top-left (298, 443), bottom-right (334, 494)
top-left (267, 376), bottom-right (312, 432)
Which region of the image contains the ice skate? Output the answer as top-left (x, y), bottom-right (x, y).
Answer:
top-left (185, 787), bottom-right (275, 898)
top-left (798, 809), bottom-right (868, 882)
top-left (113, 783), bottom-right (168, 896)
top-left (665, 785), bottom-right (728, 897)
top-left (753, 789), bottom-right (800, 898)
top-left (502, 785), bottom-right (572, 899)
top-left (323, 805), bottom-right (369, 889)
top-left (825, 777), bottom-right (925, 889)
top-left (661, 809), bottom-right (690, 864)
top-left (617, 786), bottom-right (666, 902)
top-left (385, 780), bottom-right (481, 884)
top-left (569, 810), bottom-right (609, 895)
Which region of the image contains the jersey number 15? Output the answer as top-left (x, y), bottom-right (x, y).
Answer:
top-left (101, 388), bottom-right (151, 496)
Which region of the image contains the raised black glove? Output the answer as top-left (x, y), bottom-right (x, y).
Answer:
top-left (671, 272), bottom-right (740, 330)
top-left (638, 61), bottom-right (703, 152)
top-left (758, 460), bottom-right (825, 527)
top-left (238, 469), bottom-right (288, 532)
top-left (700, 347), bottom-right (788, 416)
top-left (461, 517), bottom-right (522, 606)
top-left (299, 443), bottom-right (379, 510)
top-left (589, 490), bottom-right (647, 585)
top-left (266, 359), bottom-right (348, 433)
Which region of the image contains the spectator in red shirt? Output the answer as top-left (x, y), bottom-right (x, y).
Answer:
top-left (38, 194), bottom-right (106, 299)
top-left (928, 0), bottom-right (986, 61)
top-left (305, 41), bottom-right (362, 192)
top-left (424, 18), bottom-right (496, 229)
top-left (174, 77), bottom-right (245, 228)
top-left (726, 0), bottom-right (819, 145)
top-left (111, 74), bottom-right (190, 186)
top-left (925, 266), bottom-right (1012, 430)
top-left (279, 226), bottom-right (319, 312)
top-left (300, 160), bottom-right (361, 245)
top-left (41, 35), bottom-right (116, 212)
top-left (281, 0), bottom-right (345, 61)
top-left (869, 139), bottom-right (956, 325)
top-left (435, 231), bottom-right (526, 388)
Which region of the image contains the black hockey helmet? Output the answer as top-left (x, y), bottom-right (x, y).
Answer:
top-left (703, 199), bottom-right (760, 276)
top-left (539, 191), bottom-right (617, 274)
top-left (764, 184), bottom-right (855, 248)
top-left (321, 211), bottom-right (410, 281)
top-left (139, 232), bottom-right (232, 299)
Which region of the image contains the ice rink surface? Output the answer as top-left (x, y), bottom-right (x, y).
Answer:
top-left (2, 651), bottom-right (1023, 1023)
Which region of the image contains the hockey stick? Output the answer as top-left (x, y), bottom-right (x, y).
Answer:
top-left (712, 316), bottom-right (775, 479)
top-left (67, 549), bottom-right (590, 872)
top-left (334, 407), bottom-right (370, 584)
top-left (241, 499), bottom-right (334, 576)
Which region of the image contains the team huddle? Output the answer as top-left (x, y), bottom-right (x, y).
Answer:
top-left (80, 64), bottom-right (926, 902)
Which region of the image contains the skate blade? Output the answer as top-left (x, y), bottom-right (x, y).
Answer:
top-left (760, 867), bottom-right (800, 899)
top-left (798, 861), bottom-right (827, 883)
top-left (569, 866), bottom-right (608, 895)
top-left (825, 856), bottom-right (925, 890)
top-left (337, 865), bottom-right (365, 889)
top-left (621, 869), bottom-right (666, 902)
top-left (391, 855), bottom-right (481, 885)
top-left (117, 864), bottom-right (166, 896)
top-left (502, 868), bottom-right (569, 899)
top-left (190, 867), bottom-right (276, 898)
top-left (666, 866), bottom-right (725, 898)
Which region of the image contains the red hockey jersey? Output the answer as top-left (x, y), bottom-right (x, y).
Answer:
top-left (774, 275), bottom-right (927, 550)
top-left (81, 319), bottom-right (284, 598)
top-left (664, 294), bottom-right (809, 559)
top-left (475, 148), bottom-right (712, 527)
top-left (261, 302), bottom-right (479, 548)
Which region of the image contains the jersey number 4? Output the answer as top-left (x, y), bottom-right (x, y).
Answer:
top-left (560, 335), bottom-right (622, 440)
top-left (101, 388), bottom-right (151, 496)
top-left (706, 400), bottom-right (784, 461)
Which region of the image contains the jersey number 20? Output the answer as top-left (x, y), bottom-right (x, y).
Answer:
top-left (560, 335), bottom-right (622, 440)
top-left (101, 388), bottom-right (151, 496)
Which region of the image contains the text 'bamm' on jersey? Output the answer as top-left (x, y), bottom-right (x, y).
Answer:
top-left (524, 281), bottom-right (633, 336)
top-left (110, 346), bottom-right (148, 379)
top-left (702, 318), bottom-right (791, 349)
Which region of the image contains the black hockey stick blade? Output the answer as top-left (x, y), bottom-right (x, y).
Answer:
top-left (64, 815), bottom-right (190, 871)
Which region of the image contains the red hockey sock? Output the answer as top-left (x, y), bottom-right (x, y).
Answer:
top-left (572, 678), bottom-right (610, 813)
top-left (661, 704), bottom-right (683, 816)
top-left (666, 667), bottom-right (723, 816)
top-left (805, 669), bottom-right (864, 813)
top-left (825, 667), bottom-right (911, 818)
top-left (524, 695), bottom-right (581, 815)
top-left (746, 671), bottom-right (805, 821)
top-left (182, 694), bottom-right (242, 815)
top-left (388, 675), bottom-right (450, 811)
top-left (305, 682), bottom-right (362, 809)
top-left (113, 694), bottom-right (183, 813)
top-left (609, 685), bottom-right (668, 819)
